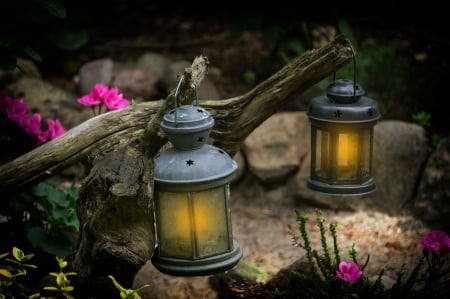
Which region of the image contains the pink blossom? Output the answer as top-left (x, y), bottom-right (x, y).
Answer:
top-left (90, 83), bottom-right (109, 101)
top-left (6, 98), bottom-right (29, 122)
top-left (35, 130), bottom-right (50, 144)
top-left (77, 83), bottom-right (107, 106)
top-left (336, 261), bottom-right (362, 284)
top-left (420, 230), bottom-right (450, 254)
top-left (77, 84), bottom-right (129, 112)
top-left (102, 87), bottom-right (129, 110)
top-left (21, 113), bottom-right (43, 136)
top-left (47, 119), bottom-right (66, 139)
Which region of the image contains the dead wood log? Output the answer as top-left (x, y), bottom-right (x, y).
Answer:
top-left (0, 35), bottom-right (352, 196)
top-left (0, 35), bottom-right (353, 297)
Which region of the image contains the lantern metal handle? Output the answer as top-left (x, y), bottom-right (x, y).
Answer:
top-left (332, 39), bottom-right (357, 98)
top-left (174, 74), bottom-right (199, 126)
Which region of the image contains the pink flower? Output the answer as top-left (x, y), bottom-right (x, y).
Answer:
top-left (336, 261), bottom-right (362, 284)
top-left (77, 84), bottom-right (129, 113)
top-left (77, 94), bottom-right (99, 107)
top-left (77, 83), bottom-right (107, 107)
top-left (90, 83), bottom-right (109, 101)
top-left (20, 113), bottom-right (51, 144)
top-left (35, 130), bottom-right (50, 144)
top-left (47, 119), bottom-right (66, 139)
top-left (6, 98), bottom-right (29, 122)
top-left (421, 230), bottom-right (450, 254)
top-left (102, 87), bottom-right (129, 110)
top-left (21, 113), bottom-right (43, 136)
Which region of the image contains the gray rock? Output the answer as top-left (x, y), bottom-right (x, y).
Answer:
top-left (242, 112), bottom-right (308, 186)
top-left (6, 77), bottom-right (92, 130)
top-left (78, 58), bottom-right (114, 95)
top-left (414, 137), bottom-right (450, 231)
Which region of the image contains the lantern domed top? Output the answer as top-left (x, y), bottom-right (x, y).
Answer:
top-left (326, 79), bottom-right (364, 103)
top-left (154, 144), bottom-right (237, 191)
top-left (161, 105), bottom-right (214, 150)
top-left (307, 80), bottom-right (381, 124)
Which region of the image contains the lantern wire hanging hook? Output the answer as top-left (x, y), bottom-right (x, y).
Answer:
top-left (332, 38), bottom-right (357, 98)
top-left (173, 74), bottom-right (199, 127)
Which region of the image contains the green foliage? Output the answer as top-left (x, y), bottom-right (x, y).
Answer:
top-left (0, 0), bottom-right (88, 72)
top-left (1, 247), bottom-right (148, 299)
top-left (412, 111), bottom-right (432, 128)
top-left (412, 111), bottom-right (442, 149)
top-left (289, 209), bottom-right (450, 298)
top-left (1, 180), bottom-right (79, 257)
top-left (242, 70), bottom-right (257, 85)
top-left (40, 257), bottom-right (77, 299)
top-left (108, 276), bottom-right (149, 299)
top-left (0, 247), bottom-right (37, 299)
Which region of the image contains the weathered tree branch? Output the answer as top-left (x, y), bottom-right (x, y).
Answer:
top-left (0, 35), bottom-right (353, 196)
top-left (1, 35), bottom-right (354, 297)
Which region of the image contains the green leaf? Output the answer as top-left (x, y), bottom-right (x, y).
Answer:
top-left (20, 46), bottom-right (43, 63)
top-left (26, 227), bottom-right (47, 249)
top-left (47, 28), bottom-right (89, 51)
top-left (12, 247), bottom-right (25, 261)
top-left (0, 268), bottom-right (13, 278)
top-left (28, 293), bottom-right (41, 299)
top-left (38, 0), bottom-right (67, 19)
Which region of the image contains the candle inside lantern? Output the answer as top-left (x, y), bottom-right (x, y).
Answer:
top-left (337, 133), bottom-right (358, 167)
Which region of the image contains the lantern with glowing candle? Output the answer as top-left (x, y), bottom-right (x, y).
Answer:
top-left (307, 45), bottom-right (381, 195)
top-left (152, 77), bottom-right (242, 276)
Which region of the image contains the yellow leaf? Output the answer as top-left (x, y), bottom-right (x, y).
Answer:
top-left (0, 268), bottom-right (12, 278)
top-left (12, 247), bottom-right (24, 261)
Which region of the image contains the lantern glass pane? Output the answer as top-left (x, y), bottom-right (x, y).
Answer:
top-left (156, 186), bottom-right (231, 259)
top-left (157, 192), bottom-right (193, 258)
top-left (312, 129), bottom-right (331, 180)
top-left (193, 186), bottom-right (230, 258)
top-left (313, 127), bottom-right (374, 184)
top-left (360, 128), bottom-right (373, 182)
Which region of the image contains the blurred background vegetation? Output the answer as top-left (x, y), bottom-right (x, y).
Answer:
top-left (1, 1), bottom-right (449, 138)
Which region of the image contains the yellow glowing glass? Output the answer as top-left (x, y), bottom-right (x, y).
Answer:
top-left (337, 133), bottom-right (357, 167)
top-left (156, 186), bottom-right (229, 259)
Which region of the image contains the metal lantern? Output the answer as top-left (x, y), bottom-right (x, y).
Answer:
top-left (306, 47), bottom-right (381, 195)
top-left (152, 77), bottom-right (242, 276)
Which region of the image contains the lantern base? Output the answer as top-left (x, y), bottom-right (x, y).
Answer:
top-left (151, 240), bottom-right (242, 276)
top-left (307, 178), bottom-right (377, 196)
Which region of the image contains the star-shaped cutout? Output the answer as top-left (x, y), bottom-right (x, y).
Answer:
top-left (334, 110), bottom-right (343, 118)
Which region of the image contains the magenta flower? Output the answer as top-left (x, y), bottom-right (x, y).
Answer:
top-left (77, 83), bottom-right (129, 114)
top-left (77, 94), bottom-right (100, 107)
top-left (6, 98), bottom-right (29, 122)
top-left (35, 130), bottom-right (50, 144)
top-left (21, 113), bottom-right (43, 136)
top-left (102, 87), bottom-right (129, 110)
top-left (420, 230), bottom-right (450, 254)
top-left (336, 261), bottom-right (362, 284)
top-left (47, 119), bottom-right (66, 139)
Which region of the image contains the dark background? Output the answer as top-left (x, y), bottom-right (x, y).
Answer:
top-left (2, 1), bottom-right (449, 135)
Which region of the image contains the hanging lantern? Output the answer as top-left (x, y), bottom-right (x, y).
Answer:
top-left (307, 44), bottom-right (381, 195)
top-left (152, 76), bottom-right (242, 276)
